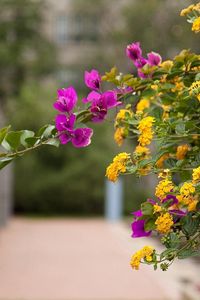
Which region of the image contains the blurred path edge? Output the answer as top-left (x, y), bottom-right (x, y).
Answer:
top-left (0, 217), bottom-right (173, 300)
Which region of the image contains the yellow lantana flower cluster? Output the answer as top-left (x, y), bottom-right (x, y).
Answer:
top-left (130, 246), bottom-right (154, 270)
top-left (192, 17), bottom-right (200, 33)
top-left (180, 3), bottom-right (200, 16)
top-left (177, 181), bottom-right (197, 211)
top-left (105, 152), bottom-right (130, 182)
top-left (189, 80), bottom-right (200, 101)
top-left (156, 153), bottom-right (169, 168)
top-left (136, 99), bottom-right (150, 113)
top-left (115, 109), bottom-right (132, 122)
top-left (153, 204), bottom-right (162, 213)
top-left (114, 109), bottom-right (133, 146)
top-left (155, 212), bottom-right (174, 234)
top-left (192, 166), bottom-right (200, 183)
top-left (134, 145), bottom-right (150, 158)
top-left (180, 4), bottom-right (195, 16)
top-left (180, 182), bottom-right (195, 197)
top-left (155, 179), bottom-right (174, 200)
top-left (177, 194), bottom-right (198, 211)
top-left (137, 116), bottom-right (155, 146)
top-left (114, 127), bottom-right (125, 146)
top-left (176, 144), bottom-right (190, 160)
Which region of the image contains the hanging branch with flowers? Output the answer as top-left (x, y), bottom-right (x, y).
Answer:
top-left (0, 2), bottom-right (199, 271)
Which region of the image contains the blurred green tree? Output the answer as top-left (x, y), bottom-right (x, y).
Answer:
top-left (0, 0), bottom-right (56, 106)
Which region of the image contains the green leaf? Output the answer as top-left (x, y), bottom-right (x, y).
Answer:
top-left (175, 122), bottom-right (185, 135)
top-left (178, 249), bottom-right (200, 259)
top-left (164, 158), bottom-right (177, 168)
top-left (45, 138), bottom-right (60, 147)
top-left (75, 110), bottom-right (91, 121)
top-left (181, 215), bottom-right (200, 236)
top-left (195, 73), bottom-right (200, 81)
top-left (0, 157), bottom-right (13, 170)
top-left (141, 202), bottom-right (153, 216)
top-left (37, 124), bottom-right (55, 138)
top-left (4, 131), bottom-right (23, 150)
top-left (168, 233), bottom-right (180, 248)
top-left (144, 218), bottom-right (156, 231)
top-left (25, 137), bottom-right (39, 147)
top-left (137, 159), bottom-right (152, 168)
top-left (20, 130), bottom-right (35, 147)
top-left (160, 248), bottom-right (177, 260)
top-left (141, 89), bottom-right (156, 98)
top-left (126, 165), bottom-right (137, 173)
top-left (0, 126), bottom-right (11, 144)
top-left (166, 70), bottom-right (183, 80)
top-left (150, 106), bottom-right (163, 120)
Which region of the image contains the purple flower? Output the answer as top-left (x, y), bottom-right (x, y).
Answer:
top-left (126, 42), bottom-right (142, 61)
top-left (163, 194), bottom-right (178, 206)
top-left (170, 209), bottom-right (186, 217)
top-left (147, 51), bottom-right (162, 66)
top-left (84, 69), bottom-right (101, 90)
top-left (102, 90), bottom-right (121, 109)
top-left (53, 86), bottom-right (78, 113)
top-left (55, 114), bottom-right (93, 148)
top-left (132, 210), bottom-right (142, 217)
top-left (90, 97), bottom-right (107, 123)
top-left (147, 199), bottom-right (156, 205)
top-left (82, 91), bottom-right (101, 104)
top-left (72, 128), bottom-right (93, 148)
top-left (131, 220), bottom-right (152, 238)
top-left (134, 57), bottom-right (147, 68)
top-left (131, 209), bottom-right (152, 238)
top-left (83, 90), bottom-right (120, 123)
top-left (55, 114), bottom-right (76, 132)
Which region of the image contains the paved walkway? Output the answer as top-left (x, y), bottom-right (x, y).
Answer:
top-left (0, 218), bottom-right (198, 300)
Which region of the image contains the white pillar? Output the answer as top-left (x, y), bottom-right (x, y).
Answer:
top-left (105, 178), bottom-right (123, 222)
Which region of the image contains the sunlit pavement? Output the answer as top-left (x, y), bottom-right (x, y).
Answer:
top-left (0, 218), bottom-right (199, 300)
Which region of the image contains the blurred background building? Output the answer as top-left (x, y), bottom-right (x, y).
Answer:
top-left (0, 0), bottom-right (198, 224)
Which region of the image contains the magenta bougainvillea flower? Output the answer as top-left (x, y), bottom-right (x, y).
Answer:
top-left (83, 90), bottom-right (121, 123)
top-left (90, 97), bottom-right (107, 123)
top-left (126, 42), bottom-right (142, 61)
top-left (84, 69), bottom-right (101, 90)
top-left (134, 57), bottom-right (147, 68)
top-left (147, 51), bottom-right (162, 66)
top-left (72, 128), bottom-right (93, 147)
top-left (131, 210), bottom-right (152, 238)
top-left (162, 194), bottom-right (178, 206)
top-left (126, 42), bottom-right (163, 80)
top-left (82, 91), bottom-right (101, 104)
top-left (55, 114), bottom-right (76, 132)
top-left (53, 86), bottom-right (78, 113)
top-left (55, 114), bottom-right (93, 148)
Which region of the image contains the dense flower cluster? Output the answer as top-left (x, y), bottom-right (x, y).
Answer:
top-left (126, 42), bottom-right (161, 79)
top-left (189, 80), bottom-right (200, 100)
top-left (192, 166), bottom-right (200, 182)
top-left (176, 144), bottom-right (190, 160)
top-left (155, 179), bottom-right (174, 200)
top-left (130, 246), bottom-right (154, 270)
top-left (53, 87), bottom-right (93, 147)
top-left (181, 3), bottom-right (200, 33)
top-left (137, 116), bottom-right (155, 146)
top-left (155, 212), bottom-right (174, 234)
top-left (105, 152), bottom-right (130, 182)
